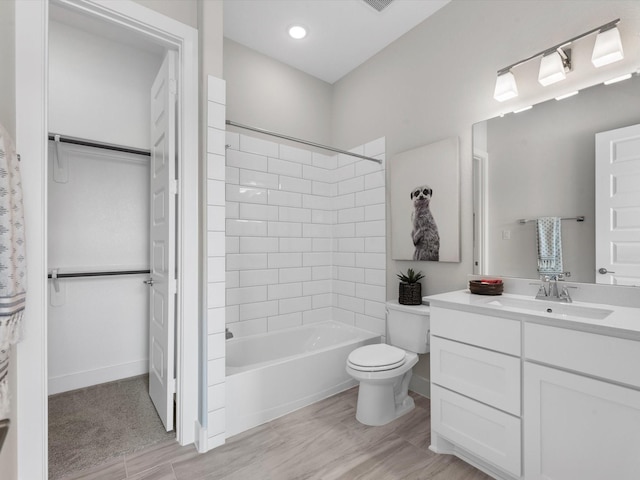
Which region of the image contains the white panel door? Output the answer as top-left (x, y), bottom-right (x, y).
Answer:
top-left (595, 123), bottom-right (640, 286)
top-left (148, 50), bottom-right (177, 431)
top-left (524, 362), bottom-right (640, 480)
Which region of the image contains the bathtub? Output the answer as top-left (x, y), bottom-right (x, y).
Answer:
top-left (225, 321), bottom-right (381, 437)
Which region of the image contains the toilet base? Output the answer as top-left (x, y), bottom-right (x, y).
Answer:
top-left (354, 375), bottom-right (416, 426)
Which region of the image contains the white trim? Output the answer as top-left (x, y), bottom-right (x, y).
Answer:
top-left (48, 360), bottom-right (149, 396)
top-left (473, 151), bottom-right (489, 276)
top-left (194, 420), bottom-right (208, 454)
top-left (15, 2), bottom-right (49, 478)
top-left (16, 1), bottom-right (200, 477)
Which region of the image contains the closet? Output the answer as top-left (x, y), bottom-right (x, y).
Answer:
top-left (47, 5), bottom-right (175, 477)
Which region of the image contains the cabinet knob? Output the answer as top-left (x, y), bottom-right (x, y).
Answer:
top-left (598, 268), bottom-right (615, 275)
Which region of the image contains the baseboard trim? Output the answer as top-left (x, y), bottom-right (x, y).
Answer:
top-left (48, 360), bottom-right (148, 395)
top-left (194, 421), bottom-right (208, 453)
top-left (409, 374), bottom-right (431, 398)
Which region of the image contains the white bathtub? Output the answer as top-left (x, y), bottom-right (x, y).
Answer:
top-left (225, 321), bottom-right (381, 437)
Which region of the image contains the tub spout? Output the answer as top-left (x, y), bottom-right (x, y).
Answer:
top-left (226, 328), bottom-right (233, 340)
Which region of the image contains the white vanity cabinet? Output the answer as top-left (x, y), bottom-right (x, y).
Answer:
top-left (430, 306), bottom-right (522, 479)
top-left (523, 323), bottom-right (640, 480)
top-left (428, 291), bottom-right (640, 480)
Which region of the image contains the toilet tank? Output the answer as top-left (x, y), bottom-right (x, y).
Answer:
top-left (386, 300), bottom-right (430, 354)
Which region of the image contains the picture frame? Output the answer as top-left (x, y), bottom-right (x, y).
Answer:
top-left (390, 137), bottom-right (460, 262)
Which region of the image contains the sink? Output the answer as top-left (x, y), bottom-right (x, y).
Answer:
top-left (486, 296), bottom-right (614, 320)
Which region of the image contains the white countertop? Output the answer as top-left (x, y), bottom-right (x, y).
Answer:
top-left (425, 290), bottom-right (640, 339)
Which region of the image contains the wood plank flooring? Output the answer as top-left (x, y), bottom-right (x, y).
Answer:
top-left (59, 388), bottom-right (491, 480)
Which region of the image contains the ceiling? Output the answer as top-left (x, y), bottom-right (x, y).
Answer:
top-left (223, 0), bottom-right (451, 84)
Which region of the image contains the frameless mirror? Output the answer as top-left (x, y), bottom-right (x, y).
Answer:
top-left (473, 71), bottom-right (640, 286)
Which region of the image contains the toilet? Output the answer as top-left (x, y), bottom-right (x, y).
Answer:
top-left (346, 300), bottom-right (430, 426)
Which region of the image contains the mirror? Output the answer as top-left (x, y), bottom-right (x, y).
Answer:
top-left (473, 72), bottom-right (640, 285)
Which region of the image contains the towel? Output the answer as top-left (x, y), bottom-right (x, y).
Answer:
top-left (0, 124), bottom-right (27, 420)
top-left (536, 217), bottom-right (563, 275)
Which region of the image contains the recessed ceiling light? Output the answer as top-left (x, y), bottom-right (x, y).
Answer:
top-left (288, 25), bottom-right (307, 40)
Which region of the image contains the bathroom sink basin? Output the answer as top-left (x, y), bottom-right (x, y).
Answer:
top-left (486, 296), bottom-right (614, 320)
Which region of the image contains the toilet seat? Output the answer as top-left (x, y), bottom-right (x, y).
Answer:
top-left (347, 344), bottom-right (406, 372)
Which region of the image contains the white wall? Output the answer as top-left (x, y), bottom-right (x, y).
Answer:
top-left (224, 39), bottom-right (334, 146)
top-left (49, 20), bottom-right (163, 149)
top-left (0, 0), bottom-right (17, 476)
top-left (330, 0), bottom-right (640, 298)
top-left (47, 144), bottom-right (150, 393)
top-left (48, 20), bottom-right (159, 393)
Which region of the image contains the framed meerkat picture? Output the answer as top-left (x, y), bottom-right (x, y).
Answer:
top-left (390, 137), bottom-right (460, 262)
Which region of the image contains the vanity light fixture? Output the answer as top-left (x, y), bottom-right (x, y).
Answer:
top-left (288, 25), bottom-right (307, 40)
top-left (493, 18), bottom-right (622, 102)
top-left (538, 48), bottom-right (571, 86)
top-left (555, 90), bottom-right (579, 101)
top-left (592, 25), bottom-right (624, 67)
top-left (493, 70), bottom-right (518, 102)
top-left (604, 73), bottom-right (632, 85)
top-left (513, 105), bottom-right (532, 114)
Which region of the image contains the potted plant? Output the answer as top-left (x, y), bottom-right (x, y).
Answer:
top-left (397, 268), bottom-right (425, 305)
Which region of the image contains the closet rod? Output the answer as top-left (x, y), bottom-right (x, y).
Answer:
top-left (226, 120), bottom-right (383, 164)
top-left (48, 133), bottom-right (151, 157)
top-left (47, 269), bottom-right (151, 279)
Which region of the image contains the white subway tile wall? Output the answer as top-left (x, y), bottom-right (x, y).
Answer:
top-left (225, 133), bottom-right (386, 340)
top-left (206, 76), bottom-right (226, 451)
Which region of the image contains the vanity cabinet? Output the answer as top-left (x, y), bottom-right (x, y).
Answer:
top-left (430, 306), bottom-right (522, 478)
top-left (524, 323), bottom-right (640, 480)
top-left (428, 295), bottom-right (640, 480)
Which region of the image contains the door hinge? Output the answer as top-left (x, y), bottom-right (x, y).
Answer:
top-left (171, 179), bottom-right (179, 195)
top-left (169, 377), bottom-right (176, 394)
top-left (171, 279), bottom-right (178, 295)
top-left (169, 78), bottom-right (177, 96)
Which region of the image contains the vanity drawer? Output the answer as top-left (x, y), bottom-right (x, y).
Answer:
top-left (431, 336), bottom-right (521, 415)
top-left (525, 323), bottom-right (640, 389)
top-left (432, 384), bottom-right (521, 477)
top-left (431, 306), bottom-right (521, 355)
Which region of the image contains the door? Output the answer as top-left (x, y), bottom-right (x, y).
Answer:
top-left (595, 123), bottom-right (640, 286)
top-left (524, 362), bottom-right (640, 479)
top-left (148, 50), bottom-right (177, 431)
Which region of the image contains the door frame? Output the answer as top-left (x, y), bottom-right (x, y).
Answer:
top-left (15, 1), bottom-right (199, 478)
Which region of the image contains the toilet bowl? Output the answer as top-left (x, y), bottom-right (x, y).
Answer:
top-left (346, 301), bottom-right (430, 426)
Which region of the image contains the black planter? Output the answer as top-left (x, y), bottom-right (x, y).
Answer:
top-left (398, 282), bottom-right (422, 305)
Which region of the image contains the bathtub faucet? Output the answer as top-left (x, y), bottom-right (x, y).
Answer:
top-left (226, 328), bottom-right (233, 340)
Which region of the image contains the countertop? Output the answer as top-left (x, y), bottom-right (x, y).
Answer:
top-left (425, 290), bottom-right (640, 340)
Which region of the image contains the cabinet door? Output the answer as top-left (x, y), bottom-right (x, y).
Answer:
top-left (432, 385), bottom-right (521, 477)
top-left (524, 362), bottom-right (640, 480)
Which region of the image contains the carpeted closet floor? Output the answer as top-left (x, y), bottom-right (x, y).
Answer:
top-left (48, 375), bottom-right (175, 480)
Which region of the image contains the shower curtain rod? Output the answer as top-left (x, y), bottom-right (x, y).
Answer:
top-left (225, 120), bottom-right (383, 164)
top-left (48, 133), bottom-right (151, 157)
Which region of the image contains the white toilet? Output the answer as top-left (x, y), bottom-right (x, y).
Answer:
top-left (346, 300), bottom-right (430, 426)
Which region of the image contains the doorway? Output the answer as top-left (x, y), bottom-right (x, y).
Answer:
top-left (15, 1), bottom-right (200, 478)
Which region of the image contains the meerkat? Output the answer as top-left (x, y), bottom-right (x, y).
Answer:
top-left (410, 185), bottom-right (440, 261)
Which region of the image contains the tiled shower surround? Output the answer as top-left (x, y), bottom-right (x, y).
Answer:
top-left (225, 133), bottom-right (386, 338)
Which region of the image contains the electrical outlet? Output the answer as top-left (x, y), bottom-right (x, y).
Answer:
top-left (502, 229), bottom-right (511, 240)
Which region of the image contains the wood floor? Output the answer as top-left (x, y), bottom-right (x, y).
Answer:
top-left (60, 387), bottom-right (491, 480)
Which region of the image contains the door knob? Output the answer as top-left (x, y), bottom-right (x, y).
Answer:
top-left (143, 278), bottom-right (155, 286)
top-left (598, 268), bottom-right (615, 275)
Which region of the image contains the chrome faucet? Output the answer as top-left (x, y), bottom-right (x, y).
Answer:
top-left (225, 328), bottom-right (233, 340)
top-left (534, 274), bottom-right (575, 303)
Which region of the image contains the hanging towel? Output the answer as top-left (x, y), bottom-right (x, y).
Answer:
top-left (0, 124), bottom-right (27, 420)
top-left (536, 217), bottom-right (563, 275)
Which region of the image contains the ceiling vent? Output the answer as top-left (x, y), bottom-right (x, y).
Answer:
top-left (361, 0), bottom-right (395, 12)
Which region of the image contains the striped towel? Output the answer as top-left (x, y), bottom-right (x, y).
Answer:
top-left (0, 124), bottom-right (27, 420)
top-left (536, 217), bottom-right (563, 275)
